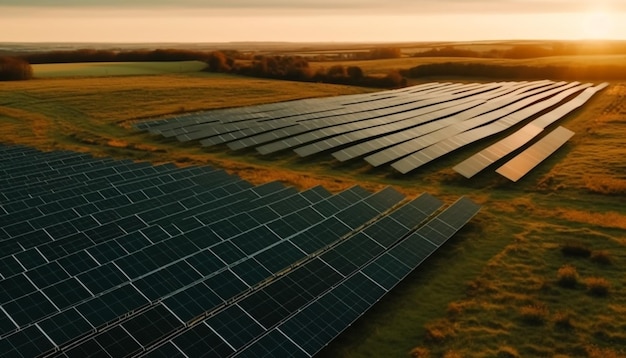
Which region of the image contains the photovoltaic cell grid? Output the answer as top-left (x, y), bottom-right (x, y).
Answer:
top-left (137, 80), bottom-right (606, 177)
top-left (0, 144), bottom-right (480, 357)
top-left (453, 82), bottom-right (608, 178)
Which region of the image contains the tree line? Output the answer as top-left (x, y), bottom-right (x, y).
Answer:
top-left (19, 49), bottom-right (219, 64)
top-left (413, 43), bottom-right (626, 59)
top-left (210, 54), bottom-right (405, 88)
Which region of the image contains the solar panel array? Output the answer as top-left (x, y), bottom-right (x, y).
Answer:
top-left (138, 80), bottom-right (605, 177)
top-left (495, 126), bottom-right (575, 182)
top-left (453, 82), bottom-right (608, 179)
top-left (0, 144), bottom-right (480, 357)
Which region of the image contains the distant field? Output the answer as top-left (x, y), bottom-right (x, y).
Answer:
top-left (311, 54), bottom-right (626, 77)
top-left (32, 60), bottom-right (207, 78)
top-left (1, 66), bottom-right (625, 357)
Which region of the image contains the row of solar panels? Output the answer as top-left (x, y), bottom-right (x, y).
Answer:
top-left (453, 83), bottom-right (607, 181)
top-left (0, 144), bottom-right (480, 357)
top-left (137, 81), bottom-right (606, 179)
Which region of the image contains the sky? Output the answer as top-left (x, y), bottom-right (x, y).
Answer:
top-left (1, 0), bottom-right (625, 43)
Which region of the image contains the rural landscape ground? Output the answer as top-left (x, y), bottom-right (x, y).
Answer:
top-left (1, 41), bottom-right (625, 357)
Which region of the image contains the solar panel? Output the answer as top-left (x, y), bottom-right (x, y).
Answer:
top-left (453, 83), bottom-right (607, 178)
top-left (496, 126), bottom-right (575, 182)
top-left (330, 81), bottom-right (552, 163)
top-left (235, 196), bottom-right (480, 357)
top-left (0, 143), bottom-right (482, 358)
top-left (365, 81), bottom-right (580, 168)
top-left (453, 124), bottom-right (543, 178)
top-left (144, 191), bottom-right (449, 357)
top-left (389, 83), bottom-right (591, 173)
top-left (254, 83), bottom-right (509, 155)
top-left (0, 325), bottom-right (55, 358)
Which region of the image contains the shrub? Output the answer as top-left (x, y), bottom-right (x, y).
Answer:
top-left (553, 311), bottom-right (574, 329)
top-left (0, 57), bottom-right (33, 81)
top-left (590, 250), bottom-right (612, 265)
top-left (560, 241), bottom-right (591, 258)
top-left (585, 277), bottom-right (611, 296)
top-left (556, 264), bottom-right (579, 288)
top-left (519, 303), bottom-right (549, 325)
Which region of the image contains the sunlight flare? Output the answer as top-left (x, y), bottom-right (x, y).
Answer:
top-left (581, 10), bottom-right (614, 39)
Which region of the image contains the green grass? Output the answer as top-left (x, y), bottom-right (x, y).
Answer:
top-left (1, 66), bottom-right (626, 357)
top-left (32, 60), bottom-right (208, 78)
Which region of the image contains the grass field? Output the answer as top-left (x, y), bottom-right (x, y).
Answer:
top-left (32, 60), bottom-right (208, 78)
top-left (1, 64), bottom-right (625, 357)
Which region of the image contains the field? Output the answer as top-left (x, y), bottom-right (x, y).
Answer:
top-left (1, 58), bottom-right (626, 357)
top-left (32, 60), bottom-right (208, 78)
top-left (310, 54), bottom-right (626, 78)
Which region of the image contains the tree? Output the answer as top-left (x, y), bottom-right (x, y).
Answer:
top-left (326, 65), bottom-right (347, 78)
top-left (347, 66), bottom-right (364, 80)
top-left (0, 57), bottom-right (33, 81)
top-left (206, 51), bottom-right (231, 72)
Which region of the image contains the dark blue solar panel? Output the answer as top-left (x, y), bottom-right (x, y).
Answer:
top-left (0, 307), bottom-right (17, 336)
top-left (121, 304), bottom-right (183, 347)
top-left (205, 305), bottom-right (265, 350)
top-left (174, 322), bottom-right (236, 357)
top-left (0, 325), bottom-right (55, 358)
top-left (163, 281), bottom-right (223, 323)
top-left (42, 277), bottom-right (92, 311)
top-left (76, 284), bottom-right (149, 328)
top-left (3, 290), bottom-right (58, 326)
top-left (0, 139), bottom-right (485, 358)
top-left (38, 308), bottom-right (93, 347)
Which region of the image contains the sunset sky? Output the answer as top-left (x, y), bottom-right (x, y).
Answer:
top-left (1, 0), bottom-right (625, 43)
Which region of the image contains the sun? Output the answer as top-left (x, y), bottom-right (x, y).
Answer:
top-left (581, 10), bottom-right (614, 39)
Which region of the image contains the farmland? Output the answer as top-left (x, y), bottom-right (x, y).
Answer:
top-left (32, 60), bottom-right (207, 78)
top-left (1, 44), bottom-right (626, 357)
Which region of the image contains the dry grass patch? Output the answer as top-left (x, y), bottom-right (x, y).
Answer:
top-left (586, 345), bottom-right (626, 358)
top-left (519, 303), bottom-right (550, 325)
top-left (585, 277), bottom-right (611, 297)
top-left (557, 208), bottom-right (626, 230)
top-left (556, 265), bottom-right (579, 288)
top-left (590, 250), bottom-right (613, 265)
top-left (442, 350), bottom-right (464, 358)
top-left (552, 311), bottom-right (575, 330)
top-left (584, 175), bottom-right (626, 196)
top-left (424, 320), bottom-right (457, 342)
top-left (409, 347), bottom-right (431, 358)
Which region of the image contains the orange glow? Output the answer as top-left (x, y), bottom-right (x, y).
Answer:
top-left (581, 11), bottom-right (615, 39)
top-left (1, 7), bottom-right (625, 42)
